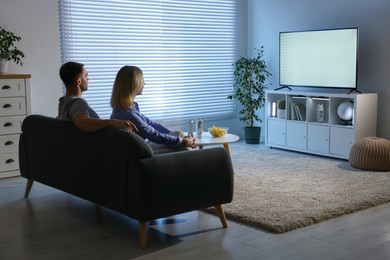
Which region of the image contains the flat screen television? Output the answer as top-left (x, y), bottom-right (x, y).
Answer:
top-left (279, 27), bottom-right (358, 90)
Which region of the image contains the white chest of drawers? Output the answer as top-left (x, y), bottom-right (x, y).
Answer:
top-left (0, 74), bottom-right (31, 178)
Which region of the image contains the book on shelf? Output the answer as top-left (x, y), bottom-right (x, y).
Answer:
top-left (296, 103), bottom-right (306, 121)
top-left (290, 103), bottom-right (306, 121)
top-left (291, 103), bottom-right (297, 120)
top-left (294, 104), bottom-right (301, 120)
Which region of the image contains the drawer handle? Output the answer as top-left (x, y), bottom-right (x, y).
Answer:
top-left (3, 104), bottom-right (12, 108)
top-left (6, 159), bottom-right (15, 164)
top-left (4, 122), bottom-right (13, 127)
top-left (5, 141), bottom-right (14, 146)
top-left (1, 85), bottom-right (11, 90)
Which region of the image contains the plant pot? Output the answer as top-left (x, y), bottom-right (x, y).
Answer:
top-left (244, 126), bottom-right (261, 144)
top-left (277, 109), bottom-right (286, 119)
top-left (0, 60), bottom-right (9, 74)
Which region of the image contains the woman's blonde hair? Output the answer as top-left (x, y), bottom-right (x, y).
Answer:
top-left (110, 66), bottom-right (143, 109)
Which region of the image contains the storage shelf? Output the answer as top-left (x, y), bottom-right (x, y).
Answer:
top-left (265, 89), bottom-right (377, 159)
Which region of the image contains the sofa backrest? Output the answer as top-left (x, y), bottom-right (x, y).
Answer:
top-left (19, 114), bottom-right (153, 212)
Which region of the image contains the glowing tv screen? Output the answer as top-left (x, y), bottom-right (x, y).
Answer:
top-left (279, 28), bottom-right (358, 89)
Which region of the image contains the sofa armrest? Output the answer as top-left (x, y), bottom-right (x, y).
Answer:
top-left (127, 147), bottom-right (234, 221)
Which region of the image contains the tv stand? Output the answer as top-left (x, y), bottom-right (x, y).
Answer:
top-left (265, 89), bottom-right (377, 159)
top-left (347, 89), bottom-right (362, 94)
top-left (274, 85), bottom-right (292, 91)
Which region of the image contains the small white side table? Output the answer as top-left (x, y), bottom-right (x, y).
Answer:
top-left (195, 132), bottom-right (240, 156)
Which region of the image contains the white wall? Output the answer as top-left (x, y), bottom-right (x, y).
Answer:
top-left (248, 0), bottom-right (390, 139)
top-left (0, 0), bottom-right (62, 117)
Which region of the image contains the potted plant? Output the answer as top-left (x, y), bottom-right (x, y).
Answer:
top-left (0, 26), bottom-right (25, 73)
top-left (228, 46), bottom-right (272, 144)
top-left (277, 99), bottom-right (286, 119)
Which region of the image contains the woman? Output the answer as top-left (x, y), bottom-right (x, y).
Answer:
top-left (110, 66), bottom-right (196, 152)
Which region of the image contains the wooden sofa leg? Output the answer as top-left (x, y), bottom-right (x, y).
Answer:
top-left (139, 221), bottom-right (147, 250)
top-left (215, 205), bottom-right (228, 228)
top-left (24, 179), bottom-right (34, 198)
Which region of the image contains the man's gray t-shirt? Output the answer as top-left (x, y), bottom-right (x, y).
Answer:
top-left (57, 96), bottom-right (99, 122)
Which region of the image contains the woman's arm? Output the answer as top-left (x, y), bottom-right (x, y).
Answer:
top-left (112, 108), bottom-right (180, 147)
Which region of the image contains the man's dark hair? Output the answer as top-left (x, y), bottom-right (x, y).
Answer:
top-left (59, 61), bottom-right (84, 87)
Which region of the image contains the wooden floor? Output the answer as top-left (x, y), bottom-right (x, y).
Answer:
top-left (1, 171), bottom-right (390, 259)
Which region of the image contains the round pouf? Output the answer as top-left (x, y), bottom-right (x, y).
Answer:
top-left (349, 137), bottom-right (390, 171)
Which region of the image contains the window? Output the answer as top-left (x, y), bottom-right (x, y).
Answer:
top-left (59, 0), bottom-right (236, 123)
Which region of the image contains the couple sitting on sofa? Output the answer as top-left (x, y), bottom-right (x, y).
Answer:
top-left (57, 62), bottom-right (196, 152)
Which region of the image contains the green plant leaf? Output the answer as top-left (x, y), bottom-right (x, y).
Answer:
top-left (0, 26), bottom-right (25, 65)
top-left (230, 46), bottom-right (272, 127)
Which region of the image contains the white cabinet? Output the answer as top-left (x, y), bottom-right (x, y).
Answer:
top-left (286, 121), bottom-right (306, 149)
top-left (0, 74), bottom-right (31, 178)
top-left (330, 126), bottom-right (354, 157)
top-left (267, 119), bottom-right (286, 146)
top-left (265, 90), bottom-right (377, 159)
top-left (307, 124), bottom-right (329, 153)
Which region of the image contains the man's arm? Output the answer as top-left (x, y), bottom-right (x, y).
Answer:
top-left (74, 114), bottom-right (138, 133)
top-left (180, 135), bottom-right (197, 149)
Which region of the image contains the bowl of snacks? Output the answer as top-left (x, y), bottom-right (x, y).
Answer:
top-left (208, 126), bottom-right (228, 137)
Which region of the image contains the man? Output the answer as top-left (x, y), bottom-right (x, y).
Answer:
top-left (57, 61), bottom-right (137, 132)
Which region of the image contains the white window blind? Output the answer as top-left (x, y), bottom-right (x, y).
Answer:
top-left (58, 0), bottom-right (236, 122)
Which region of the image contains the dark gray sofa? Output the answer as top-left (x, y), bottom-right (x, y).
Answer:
top-left (18, 114), bottom-right (234, 249)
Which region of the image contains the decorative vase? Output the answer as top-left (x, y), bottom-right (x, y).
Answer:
top-left (244, 126), bottom-right (261, 144)
top-left (0, 60), bottom-right (9, 74)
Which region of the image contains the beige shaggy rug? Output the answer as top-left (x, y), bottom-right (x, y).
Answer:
top-left (205, 143), bottom-right (390, 233)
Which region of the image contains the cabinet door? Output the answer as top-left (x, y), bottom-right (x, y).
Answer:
top-left (267, 119), bottom-right (286, 146)
top-left (287, 121), bottom-right (307, 149)
top-left (307, 124), bottom-right (329, 153)
top-left (330, 126), bottom-right (354, 158)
